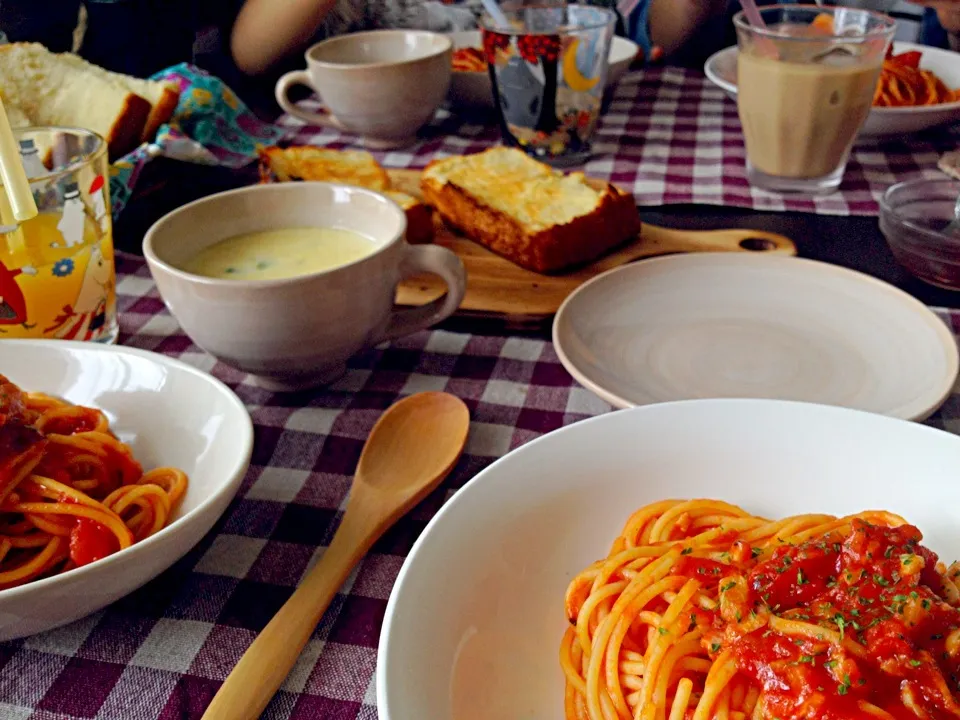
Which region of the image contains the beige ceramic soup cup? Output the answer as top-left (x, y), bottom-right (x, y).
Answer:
top-left (143, 183), bottom-right (466, 390)
top-left (276, 30), bottom-right (453, 149)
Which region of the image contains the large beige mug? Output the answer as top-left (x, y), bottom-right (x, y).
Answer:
top-left (143, 183), bottom-right (467, 390)
top-left (275, 30), bottom-right (453, 149)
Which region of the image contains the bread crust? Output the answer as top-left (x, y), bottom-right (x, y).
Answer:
top-left (108, 95), bottom-right (151, 158)
top-left (141, 86), bottom-right (180, 142)
top-left (421, 160), bottom-right (640, 274)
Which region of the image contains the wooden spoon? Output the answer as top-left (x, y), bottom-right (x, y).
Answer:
top-left (202, 392), bottom-right (470, 720)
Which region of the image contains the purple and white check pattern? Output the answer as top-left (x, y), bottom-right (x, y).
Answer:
top-left (282, 67), bottom-right (960, 217)
top-left (1, 252), bottom-right (960, 719)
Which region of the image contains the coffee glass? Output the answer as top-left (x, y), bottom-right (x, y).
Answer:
top-left (275, 30), bottom-right (452, 149)
top-left (481, 3), bottom-right (615, 167)
top-left (143, 183), bottom-right (467, 390)
top-left (734, 5), bottom-right (895, 194)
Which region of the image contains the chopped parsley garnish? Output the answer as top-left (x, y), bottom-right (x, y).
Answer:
top-left (833, 614), bottom-right (847, 641)
top-left (838, 675), bottom-right (852, 695)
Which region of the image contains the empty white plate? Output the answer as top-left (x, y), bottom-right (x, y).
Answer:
top-left (552, 254), bottom-right (959, 420)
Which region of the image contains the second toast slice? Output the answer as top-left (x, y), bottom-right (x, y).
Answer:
top-left (259, 146), bottom-right (434, 244)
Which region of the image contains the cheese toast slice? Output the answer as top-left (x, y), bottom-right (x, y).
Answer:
top-left (259, 146), bottom-right (434, 244)
top-left (421, 147), bottom-right (639, 274)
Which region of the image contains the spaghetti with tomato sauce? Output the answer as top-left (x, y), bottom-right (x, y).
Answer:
top-left (561, 500), bottom-right (960, 720)
top-left (0, 375), bottom-right (188, 589)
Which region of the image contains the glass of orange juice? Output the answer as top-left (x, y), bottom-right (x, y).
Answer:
top-left (0, 127), bottom-right (117, 343)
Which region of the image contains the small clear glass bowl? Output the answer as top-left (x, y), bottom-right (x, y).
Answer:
top-left (880, 178), bottom-right (960, 291)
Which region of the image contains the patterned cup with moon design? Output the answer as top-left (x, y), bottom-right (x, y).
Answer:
top-left (0, 127), bottom-right (117, 343)
top-left (481, 3), bottom-right (615, 166)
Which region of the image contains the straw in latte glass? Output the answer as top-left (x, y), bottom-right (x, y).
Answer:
top-left (0, 97), bottom-right (37, 227)
top-left (738, 0), bottom-right (780, 58)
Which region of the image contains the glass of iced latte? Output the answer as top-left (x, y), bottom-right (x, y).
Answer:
top-left (734, 5), bottom-right (895, 194)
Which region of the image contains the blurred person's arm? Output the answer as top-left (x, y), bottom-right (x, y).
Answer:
top-left (230, 0), bottom-right (337, 76)
top-left (911, 2), bottom-right (960, 51)
top-left (646, 0), bottom-right (728, 57)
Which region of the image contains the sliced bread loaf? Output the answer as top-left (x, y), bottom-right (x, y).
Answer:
top-left (0, 42), bottom-right (151, 158)
top-left (57, 52), bottom-right (180, 142)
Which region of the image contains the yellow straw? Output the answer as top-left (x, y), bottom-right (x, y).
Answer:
top-left (0, 96), bottom-right (37, 223)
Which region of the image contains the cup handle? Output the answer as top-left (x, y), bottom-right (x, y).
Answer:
top-left (274, 70), bottom-right (343, 130)
top-left (373, 244), bottom-right (467, 345)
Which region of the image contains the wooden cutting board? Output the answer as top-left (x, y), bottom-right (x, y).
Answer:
top-left (389, 169), bottom-right (797, 318)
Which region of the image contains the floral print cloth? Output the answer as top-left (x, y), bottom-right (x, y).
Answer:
top-left (108, 63), bottom-right (289, 218)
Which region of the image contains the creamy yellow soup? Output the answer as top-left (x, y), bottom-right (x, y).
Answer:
top-left (183, 227), bottom-right (377, 280)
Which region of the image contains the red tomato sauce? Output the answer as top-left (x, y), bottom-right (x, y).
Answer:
top-left (703, 521), bottom-right (960, 719)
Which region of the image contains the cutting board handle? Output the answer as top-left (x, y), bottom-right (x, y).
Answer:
top-left (642, 225), bottom-right (795, 255)
top-left (590, 224), bottom-right (796, 272)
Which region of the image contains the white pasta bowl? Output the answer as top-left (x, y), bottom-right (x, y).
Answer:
top-left (704, 41), bottom-right (960, 137)
top-left (447, 30), bottom-right (639, 110)
top-left (0, 340), bottom-right (252, 640)
top-left (377, 399), bottom-right (960, 719)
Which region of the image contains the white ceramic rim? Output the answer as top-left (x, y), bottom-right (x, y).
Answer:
top-left (550, 254), bottom-right (960, 420)
top-left (10, 126), bottom-right (107, 184)
top-left (307, 29), bottom-right (453, 70)
top-left (0, 339), bottom-right (254, 600)
top-left (142, 181), bottom-right (408, 289)
top-left (480, 3), bottom-right (616, 34)
top-left (704, 42), bottom-right (960, 116)
top-left (732, 3), bottom-right (897, 42)
top-left (376, 397), bottom-right (960, 718)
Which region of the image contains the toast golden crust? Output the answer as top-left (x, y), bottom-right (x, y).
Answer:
top-left (421, 157), bottom-right (639, 274)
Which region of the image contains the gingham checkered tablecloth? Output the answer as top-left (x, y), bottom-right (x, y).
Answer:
top-left (2, 252), bottom-right (960, 720)
top-left (281, 66), bottom-right (960, 217)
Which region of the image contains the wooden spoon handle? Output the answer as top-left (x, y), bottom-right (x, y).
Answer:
top-left (202, 511), bottom-right (375, 720)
